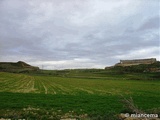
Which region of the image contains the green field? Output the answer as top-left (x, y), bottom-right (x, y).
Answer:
top-left (0, 70), bottom-right (160, 119)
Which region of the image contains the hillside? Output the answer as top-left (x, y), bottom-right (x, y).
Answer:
top-left (0, 61), bottom-right (39, 73)
top-left (105, 61), bottom-right (160, 73)
top-left (0, 69), bottom-right (160, 119)
top-left (0, 61), bottom-right (160, 119)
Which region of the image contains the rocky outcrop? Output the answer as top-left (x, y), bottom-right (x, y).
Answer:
top-left (105, 58), bottom-right (160, 72)
top-left (0, 61), bottom-right (39, 73)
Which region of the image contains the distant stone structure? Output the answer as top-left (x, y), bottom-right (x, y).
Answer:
top-left (105, 58), bottom-right (159, 72)
top-left (115, 58), bottom-right (156, 66)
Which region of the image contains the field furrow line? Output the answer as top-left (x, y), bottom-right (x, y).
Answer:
top-left (36, 77), bottom-right (57, 94)
top-left (41, 82), bottom-right (48, 94)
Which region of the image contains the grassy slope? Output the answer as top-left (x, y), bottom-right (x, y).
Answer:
top-left (0, 70), bottom-right (160, 119)
top-left (0, 61), bottom-right (39, 73)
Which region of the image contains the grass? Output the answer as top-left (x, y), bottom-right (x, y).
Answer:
top-left (0, 92), bottom-right (121, 113)
top-left (0, 70), bottom-right (160, 119)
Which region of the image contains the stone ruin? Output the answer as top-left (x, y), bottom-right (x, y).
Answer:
top-left (115, 58), bottom-right (157, 66)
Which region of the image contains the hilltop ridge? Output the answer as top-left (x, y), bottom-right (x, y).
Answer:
top-left (105, 58), bottom-right (160, 73)
top-left (0, 61), bottom-right (39, 73)
top-left (115, 58), bottom-right (157, 66)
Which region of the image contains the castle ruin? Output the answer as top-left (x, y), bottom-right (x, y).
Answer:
top-left (115, 58), bottom-right (156, 66)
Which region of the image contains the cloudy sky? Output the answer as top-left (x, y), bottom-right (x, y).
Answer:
top-left (0, 0), bottom-right (159, 69)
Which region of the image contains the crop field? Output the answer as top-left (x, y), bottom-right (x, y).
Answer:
top-left (0, 70), bottom-right (160, 119)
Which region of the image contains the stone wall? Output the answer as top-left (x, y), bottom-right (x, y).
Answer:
top-left (116, 58), bottom-right (156, 66)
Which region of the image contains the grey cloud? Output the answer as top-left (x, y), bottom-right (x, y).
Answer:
top-left (0, 0), bottom-right (159, 69)
top-left (138, 16), bottom-right (160, 31)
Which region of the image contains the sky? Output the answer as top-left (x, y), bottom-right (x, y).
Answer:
top-left (0, 0), bottom-right (159, 69)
